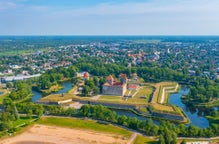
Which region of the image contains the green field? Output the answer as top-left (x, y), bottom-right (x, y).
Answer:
top-left (39, 93), bottom-right (75, 102)
top-left (37, 117), bottom-right (132, 137)
top-left (133, 135), bottom-right (157, 144)
top-left (13, 116), bottom-right (37, 127)
top-left (98, 95), bottom-right (123, 103)
top-left (0, 89), bottom-right (9, 104)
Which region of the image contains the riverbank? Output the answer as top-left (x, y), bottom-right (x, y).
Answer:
top-left (1, 116), bottom-right (219, 144)
top-left (0, 116), bottom-right (133, 144)
top-left (0, 89), bottom-right (9, 104)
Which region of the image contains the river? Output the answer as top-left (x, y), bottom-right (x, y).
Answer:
top-left (32, 83), bottom-right (210, 128)
top-left (32, 81), bottom-right (72, 102)
top-left (168, 88), bottom-right (209, 128)
top-left (115, 87), bottom-right (210, 128)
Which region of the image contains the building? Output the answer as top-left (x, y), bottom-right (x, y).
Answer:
top-left (132, 73), bottom-right (138, 80)
top-left (102, 74), bottom-right (127, 96)
top-left (128, 84), bottom-right (139, 91)
top-left (84, 72), bottom-right (90, 80)
top-left (1, 74), bottom-right (41, 83)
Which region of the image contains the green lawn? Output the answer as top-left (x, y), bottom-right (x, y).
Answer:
top-left (98, 95), bottom-right (123, 103)
top-left (0, 89), bottom-right (9, 104)
top-left (133, 135), bottom-right (157, 144)
top-left (127, 86), bottom-right (153, 105)
top-left (12, 116), bottom-right (35, 127)
top-left (37, 117), bottom-right (132, 137)
top-left (206, 115), bottom-right (219, 125)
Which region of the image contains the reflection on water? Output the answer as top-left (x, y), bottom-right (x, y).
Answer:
top-left (32, 83), bottom-right (211, 128)
top-left (169, 87), bottom-right (209, 128)
top-left (32, 81), bottom-right (72, 102)
top-left (115, 109), bottom-right (160, 125)
top-left (32, 90), bottom-right (42, 102)
top-left (54, 82), bottom-right (72, 94)
top-left (115, 87), bottom-right (210, 128)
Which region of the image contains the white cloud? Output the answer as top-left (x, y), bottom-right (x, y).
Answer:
top-left (1, 0), bottom-right (219, 35)
top-left (53, 0), bottom-right (219, 17)
top-left (0, 1), bottom-right (16, 10)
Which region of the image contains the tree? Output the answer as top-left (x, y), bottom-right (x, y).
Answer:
top-left (27, 109), bottom-right (33, 119)
top-left (35, 105), bottom-right (44, 117)
top-left (181, 140), bottom-right (186, 144)
top-left (158, 135), bottom-right (165, 144)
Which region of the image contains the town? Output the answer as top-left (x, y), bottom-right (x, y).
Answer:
top-left (0, 36), bottom-right (219, 144)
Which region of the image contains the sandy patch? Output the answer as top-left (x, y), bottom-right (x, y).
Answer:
top-left (0, 124), bottom-right (128, 144)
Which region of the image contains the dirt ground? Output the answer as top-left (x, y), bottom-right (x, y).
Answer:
top-left (0, 124), bottom-right (129, 144)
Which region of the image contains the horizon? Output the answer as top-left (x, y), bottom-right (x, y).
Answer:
top-left (1, 0), bottom-right (219, 35)
top-left (1, 35), bottom-right (219, 37)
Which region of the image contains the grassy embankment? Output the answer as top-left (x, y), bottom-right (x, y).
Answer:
top-left (0, 48), bottom-right (48, 57)
top-left (0, 116), bottom-right (38, 138)
top-left (149, 82), bottom-right (188, 123)
top-left (39, 86), bottom-right (77, 102)
top-left (195, 99), bottom-right (219, 108)
top-left (37, 116), bottom-right (132, 138)
top-left (0, 89), bottom-right (9, 104)
top-left (150, 82), bottom-right (179, 112)
top-left (75, 85), bottom-right (154, 105)
top-left (40, 84), bottom-right (63, 96)
top-left (133, 135), bottom-right (157, 144)
top-left (0, 89), bottom-right (32, 104)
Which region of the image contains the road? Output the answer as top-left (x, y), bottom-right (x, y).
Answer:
top-left (127, 132), bottom-right (138, 144)
top-left (160, 84), bottom-right (178, 104)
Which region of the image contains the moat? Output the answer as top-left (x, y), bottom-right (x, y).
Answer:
top-left (32, 84), bottom-right (210, 128)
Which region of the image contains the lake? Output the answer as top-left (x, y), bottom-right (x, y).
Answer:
top-left (115, 87), bottom-right (210, 128)
top-left (168, 87), bottom-right (209, 128)
top-left (32, 83), bottom-right (210, 128)
top-left (32, 81), bottom-right (72, 102)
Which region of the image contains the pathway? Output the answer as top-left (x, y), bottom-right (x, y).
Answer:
top-left (91, 95), bottom-right (101, 100)
top-left (127, 132), bottom-right (138, 144)
top-left (160, 84), bottom-right (179, 104)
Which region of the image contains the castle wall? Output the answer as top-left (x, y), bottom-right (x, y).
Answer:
top-left (102, 84), bottom-right (126, 96)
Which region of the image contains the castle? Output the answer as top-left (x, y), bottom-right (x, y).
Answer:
top-left (102, 74), bottom-right (127, 96)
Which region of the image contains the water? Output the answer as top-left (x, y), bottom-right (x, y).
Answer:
top-left (168, 88), bottom-right (209, 128)
top-left (115, 87), bottom-right (210, 128)
top-left (31, 82), bottom-right (210, 128)
top-left (54, 81), bottom-right (72, 94)
top-left (115, 109), bottom-right (160, 125)
top-left (32, 90), bottom-right (42, 102)
top-left (0, 92), bottom-right (3, 96)
top-left (32, 81), bottom-right (72, 102)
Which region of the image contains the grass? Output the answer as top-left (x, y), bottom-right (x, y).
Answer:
top-left (134, 86), bottom-right (153, 99)
top-left (13, 116), bottom-right (37, 127)
top-left (196, 99), bottom-right (219, 108)
top-left (133, 135), bottom-right (157, 144)
top-left (206, 115), bottom-right (219, 125)
top-left (37, 116), bottom-right (132, 137)
top-left (151, 82), bottom-right (177, 104)
top-left (0, 89), bottom-right (9, 104)
top-left (40, 84), bottom-right (63, 95)
top-left (96, 86), bottom-right (153, 105)
top-left (125, 90), bottom-right (131, 95)
top-left (150, 103), bottom-right (175, 112)
top-left (39, 93), bottom-right (75, 102)
top-left (98, 95), bottom-right (123, 103)
top-left (0, 47), bottom-right (48, 57)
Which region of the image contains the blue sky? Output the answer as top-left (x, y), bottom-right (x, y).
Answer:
top-left (0, 0), bottom-right (219, 35)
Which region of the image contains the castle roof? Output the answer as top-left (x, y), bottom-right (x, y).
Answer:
top-left (84, 72), bottom-right (89, 78)
top-left (119, 73), bottom-right (127, 79)
top-left (107, 75), bottom-right (114, 81)
top-left (132, 73), bottom-right (137, 76)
